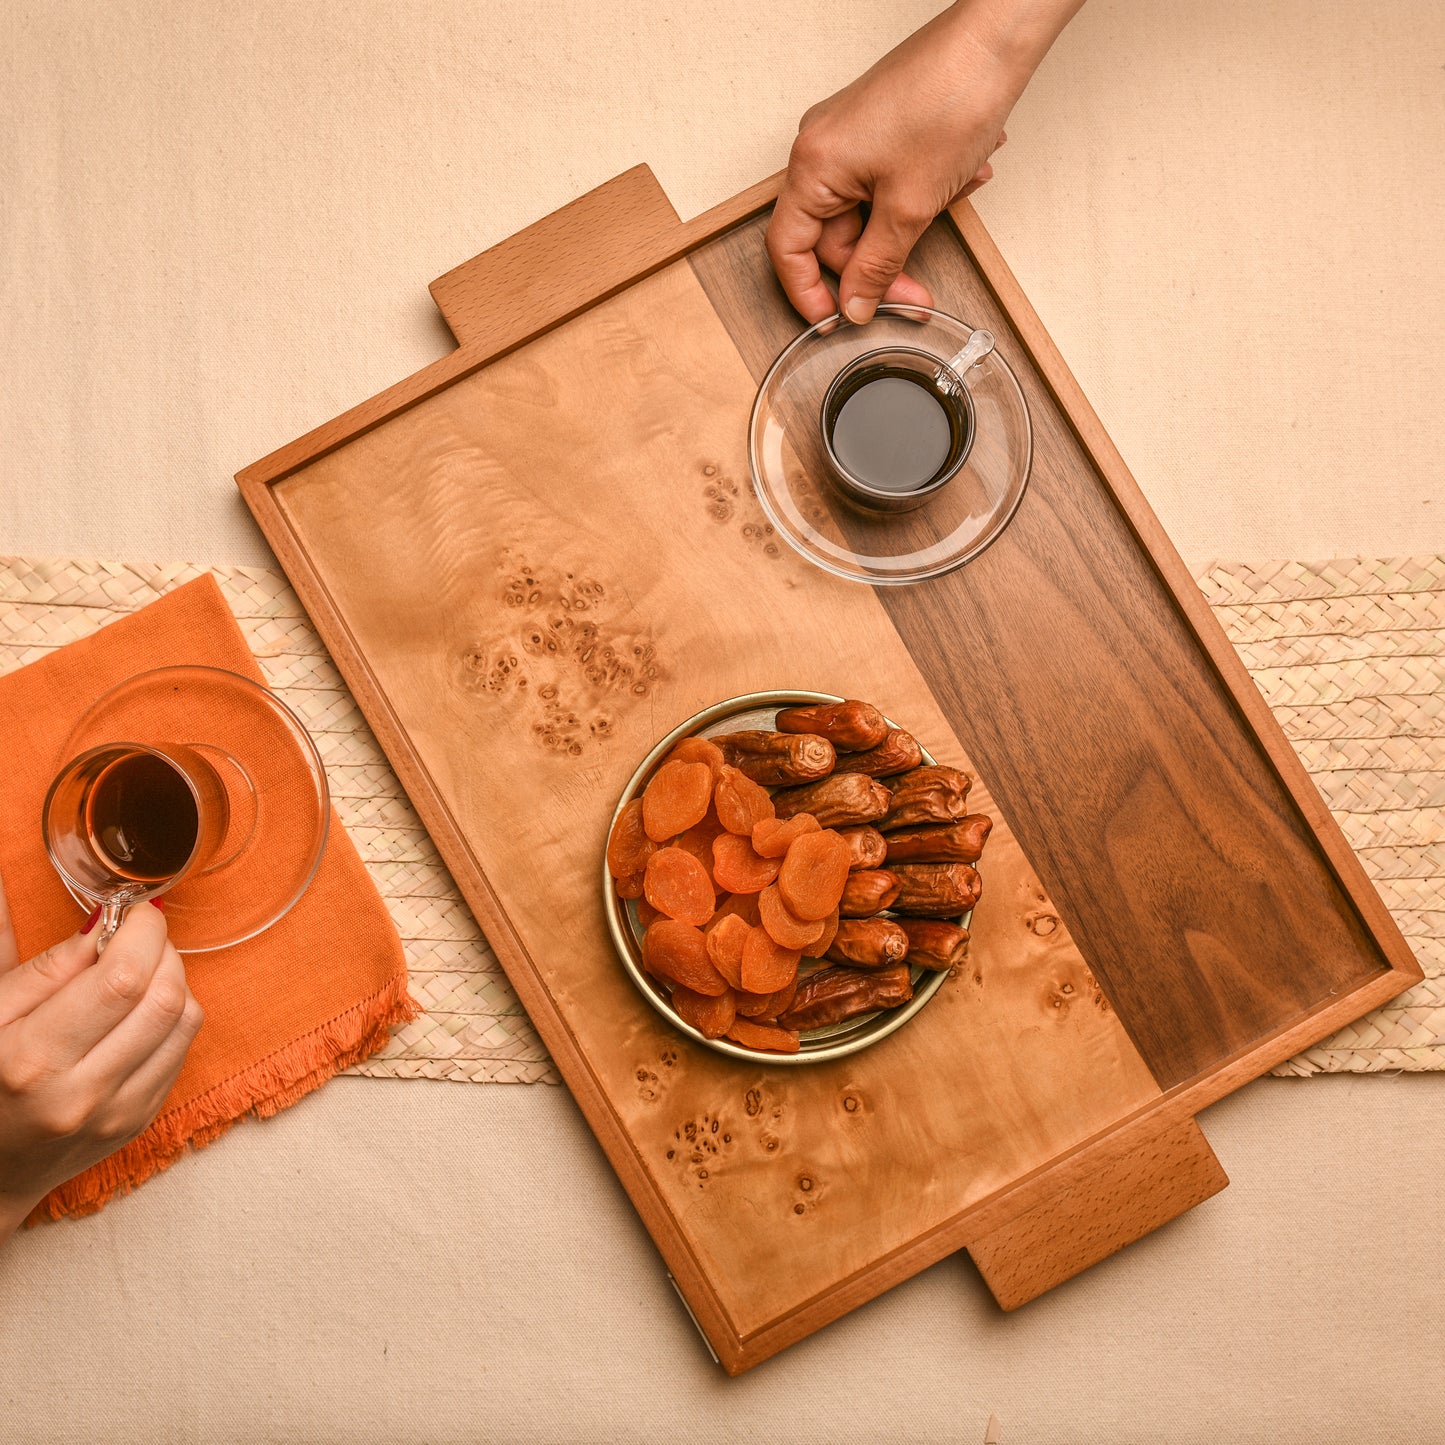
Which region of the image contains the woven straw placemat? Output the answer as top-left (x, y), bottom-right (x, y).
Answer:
top-left (1, 555), bottom-right (1439, 1079)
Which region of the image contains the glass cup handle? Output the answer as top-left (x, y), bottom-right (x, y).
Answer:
top-left (936, 329), bottom-right (995, 393)
top-left (94, 897), bottom-right (131, 955)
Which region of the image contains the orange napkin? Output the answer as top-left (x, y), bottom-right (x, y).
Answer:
top-left (0, 575), bottom-right (417, 1222)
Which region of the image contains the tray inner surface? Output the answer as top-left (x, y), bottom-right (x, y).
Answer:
top-left (273, 255), bottom-right (1161, 1337)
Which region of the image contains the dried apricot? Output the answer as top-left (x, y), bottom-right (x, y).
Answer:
top-left (643, 847), bottom-right (716, 926)
top-left (663, 735), bottom-right (726, 780)
top-left (725, 1018), bottom-right (801, 1054)
top-left (636, 898), bottom-right (664, 929)
top-left (704, 912), bottom-right (749, 990)
top-left (800, 910), bottom-right (839, 959)
top-left (714, 764), bottom-right (776, 836)
top-left (706, 890), bottom-right (761, 929)
top-left (741, 924), bottom-right (801, 994)
top-left (672, 983), bottom-right (737, 1039)
top-left (615, 870), bottom-right (645, 900)
top-left (642, 760), bottom-right (714, 842)
top-left (642, 920), bottom-right (728, 996)
top-left (736, 975), bottom-right (800, 1021)
top-left (752, 813), bottom-right (821, 858)
top-left (712, 833), bottom-right (782, 894)
top-left (777, 830), bottom-right (852, 921)
top-left (758, 884), bottom-right (827, 950)
top-left (674, 806), bottom-right (726, 877)
top-left (607, 798), bottom-right (656, 877)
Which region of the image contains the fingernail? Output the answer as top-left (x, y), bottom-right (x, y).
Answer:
top-left (150, 898), bottom-right (166, 913)
top-left (80, 905), bottom-right (103, 935)
top-left (844, 297), bottom-right (877, 325)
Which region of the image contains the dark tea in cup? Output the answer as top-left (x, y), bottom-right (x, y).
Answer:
top-left (44, 741), bottom-right (231, 930)
top-left (820, 346), bottom-right (975, 513)
top-left (84, 749), bottom-right (206, 883)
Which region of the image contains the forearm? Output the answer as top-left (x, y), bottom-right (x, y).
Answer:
top-left (956, 0), bottom-right (1085, 73)
top-left (936, 0), bottom-right (1084, 110)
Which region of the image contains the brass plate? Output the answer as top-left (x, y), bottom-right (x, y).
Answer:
top-left (602, 690), bottom-right (970, 1065)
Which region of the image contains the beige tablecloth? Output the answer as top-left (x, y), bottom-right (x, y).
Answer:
top-left (2, 2), bottom-right (1443, 1441)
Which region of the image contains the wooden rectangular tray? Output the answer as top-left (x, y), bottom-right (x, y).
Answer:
top-left (237, 167), bottom-right (1421, 1374)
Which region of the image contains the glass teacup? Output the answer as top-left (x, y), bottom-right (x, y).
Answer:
top-left (43, 741), bottom-right (231, 950)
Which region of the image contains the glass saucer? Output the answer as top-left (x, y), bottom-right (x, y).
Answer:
top-left (748, 306), bottom-right (1032, 585)
top-left (56, 665), bottom-right (330, 952)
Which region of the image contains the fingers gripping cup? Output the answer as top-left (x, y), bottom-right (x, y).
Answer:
top-left (749, 307), bottom-right (1031, 585)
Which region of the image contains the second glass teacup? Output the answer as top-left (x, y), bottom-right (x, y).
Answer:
top-left (43, 741), bottom-right (231, 950)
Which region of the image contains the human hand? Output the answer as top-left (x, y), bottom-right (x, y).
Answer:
top-left (0, 878), bottom-right (202, 1241)
top-left (767, 0), bottom-right (1083, 323)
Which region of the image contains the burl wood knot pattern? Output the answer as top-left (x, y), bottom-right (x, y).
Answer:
top-left (1, 552), bottom-right (1440, 1078)
top-left (463, 555), bottom-right (659, 758)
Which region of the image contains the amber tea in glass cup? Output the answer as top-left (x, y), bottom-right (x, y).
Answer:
top-left (43, 741), bottom-right (231, 950)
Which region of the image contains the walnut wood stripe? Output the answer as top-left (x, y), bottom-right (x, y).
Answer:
top-left (689, 213), bottom-right (1399, 1089)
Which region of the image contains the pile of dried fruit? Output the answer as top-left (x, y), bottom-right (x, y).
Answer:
top-left (606, 699), bottom-right (993, 1055)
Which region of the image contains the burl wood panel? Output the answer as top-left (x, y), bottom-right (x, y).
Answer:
top-left (272, 259), bottom-right (1160, 1347)
top-left (690, 216), bottom-right (1393, 1091)
top-left (966, 1116), bottom-right (1228, 1308)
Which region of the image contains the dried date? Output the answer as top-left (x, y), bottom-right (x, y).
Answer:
top-left (775, 700), bottom-right (888, 752)
top-left (771, 773), bottom-right (892, 828)
top-left (883, 815), bottom-right (992, 864)
top-left (896, 919), bottom-right (969, 971)
top-left (837, 824), bottom-right (887, 870)
top-left (889, 862), bottom-right (982, 916)
top-left (825, 918), bottom-right (909, 969)
top-left (880, 766), bottom-right (973, 831)
top-left (838, 869), bottom-right (901, 917)
top-left (831, 729), bottom-right (923, 778)
top-left (776, 964), bottom-right (913, 1031)
top-left (712, 730), bottom-right (835, 786)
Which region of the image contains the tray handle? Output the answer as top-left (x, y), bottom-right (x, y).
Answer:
top-left (966, 1116), bottom-right (1227, 1309)
top-left (429, 163), bottom-right (683, 352)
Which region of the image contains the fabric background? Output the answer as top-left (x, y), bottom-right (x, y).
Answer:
top-left (2, 1), bottom-right (1443, 1441)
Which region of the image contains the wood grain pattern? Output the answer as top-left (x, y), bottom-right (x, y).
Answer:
top-left (966, 1117), bottom-right (1227, 1309)
top-left (270, 258), bottom-right (1160, 1368)
top-left (943, 199), bottom-right (1425, 1054)
top-left (689, 214), bottom-right (1415, 1090)
top-left (233, 166), bottom-right (1420, 1372)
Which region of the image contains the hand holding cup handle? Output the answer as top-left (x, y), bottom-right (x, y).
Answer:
top-left (0, 874), bottom-right (202, 1243)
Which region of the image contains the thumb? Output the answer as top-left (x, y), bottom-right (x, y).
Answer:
top-left (837, 193), bottom-right (933, 325)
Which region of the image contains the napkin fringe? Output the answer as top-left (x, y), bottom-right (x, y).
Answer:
top-left (27, 975), bottom-right (419, 1225)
